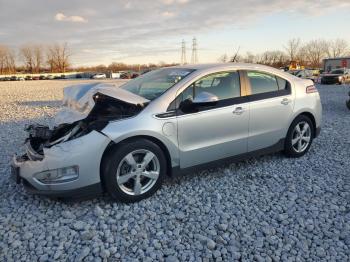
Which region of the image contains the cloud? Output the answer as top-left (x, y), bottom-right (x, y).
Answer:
top-left (55, 12), bottom-right (88, 23)
top-left (160, 0), bottom-right (189, 5)
top-left (1, 0), bottom-right (350, 65)
top-left (161, 11), bottom-right (176, 18)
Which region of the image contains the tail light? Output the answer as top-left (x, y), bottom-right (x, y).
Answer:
top-left (306, 85), bottom-right (318, 93)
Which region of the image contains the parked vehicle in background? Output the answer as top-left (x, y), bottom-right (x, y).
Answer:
top-left (321, 69), bottom-right (350, 85)
top-left (131, 72), bottom-right (140, 79)
top-left (288, 69), bottom-right (318, 82)
top-left (10, 76), bottom-right (18, 81)
top-left (39, 75), bottom-right (46, 80)
top-left (12, 63), bottom-right (322, 202)
top-left (120, 72), bottom-right (131, 79)
top-left (32, 76), bottom-right (40, 80)
top-left (46, 75), bottom-right (54, 80)
top-left (91, 73), bottom-right (107, 79)
top-left (25, 76), bottom-right (33, 80)
top-left (120, 72), bottom-right (140, 79)
top-left (18, 77), bottom-right (25, 81)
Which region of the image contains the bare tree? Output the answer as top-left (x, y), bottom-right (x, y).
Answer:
top-left (218, 54), bottom-right (228, 63)
top-left (47, 43), bottom-right (71, 72)
top-left (0, 45), bottom-right (16, 74)
top-left (326, 39), bottom-right (349, 58)
top-left (20, 44), bottom-right (35, 73)
top-left (303, 39), bottom-right (328, 68)
top-left (284, 38), bottom-right (301, 61)
top-left (229, 46), bottom-right (241, 62)
top-left (33, 45), bottom-right (44, 73)
top-left (243, 52), bottom-right (256, 63)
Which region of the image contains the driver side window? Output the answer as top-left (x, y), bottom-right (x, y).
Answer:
top-left (178, 71), bottom-right (241, 106)
top-left (193, 71), bottom-right (241, 101)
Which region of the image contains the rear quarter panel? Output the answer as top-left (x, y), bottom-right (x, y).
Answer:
top-left (289, 79), bottom-right (322, 131)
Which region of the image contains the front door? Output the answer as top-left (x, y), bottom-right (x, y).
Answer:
top-left (175, 71), bottom-right (250, 168)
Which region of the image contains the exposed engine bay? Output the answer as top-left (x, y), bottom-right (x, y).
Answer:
top-left (21, 83), bottom-right (149, 161)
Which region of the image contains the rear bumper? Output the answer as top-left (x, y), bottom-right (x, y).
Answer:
top-left (11, 131), bottom-right (111, 198)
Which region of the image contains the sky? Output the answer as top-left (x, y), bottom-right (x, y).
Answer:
top-left (1, 0), bottom-right (350, 66)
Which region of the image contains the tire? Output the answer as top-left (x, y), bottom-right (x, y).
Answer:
top-left (102, 139), bottom-right (167, 203)
top-left (284, 115), bottom-right (314, 158)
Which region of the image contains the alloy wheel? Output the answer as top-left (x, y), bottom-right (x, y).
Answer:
top-left (116, 149), bottom-right (160, 196)
top-left (291, 121), bottom-right (311, 153)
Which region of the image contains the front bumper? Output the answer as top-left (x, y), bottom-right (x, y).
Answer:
top-left (11, 130), bottom-right (111, 198)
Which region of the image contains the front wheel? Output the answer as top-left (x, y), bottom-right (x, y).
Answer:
top-left (102, 139), bottom-right (167, 202)
top-left (284, 115), bottom-right (314, 158)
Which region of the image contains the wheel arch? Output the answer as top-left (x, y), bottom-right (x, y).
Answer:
top-left (290, 111), bottom-right (317, 138)
top-left (99, 135), bottom-right (173, 190)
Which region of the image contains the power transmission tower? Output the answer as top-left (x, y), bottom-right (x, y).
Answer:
top-left (191, 37), bottom-right (198, 64)
top-left (181, 40), bottom-right (187, 65)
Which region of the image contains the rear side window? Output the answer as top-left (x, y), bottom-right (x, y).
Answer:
top-left (276, 76), bottom-right (289, 90)
top-left (247, 71), bottom-right (279, 95)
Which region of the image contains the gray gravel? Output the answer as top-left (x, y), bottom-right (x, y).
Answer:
top-left (1, 80), bottom-right (350, 261)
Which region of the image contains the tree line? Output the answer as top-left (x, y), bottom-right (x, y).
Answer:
top-left (1, 38), bottom-right (349, 75)
top-left (0, 43), bottom-right (70, 74)
top-left (219, 38), bottom-right (349, 68)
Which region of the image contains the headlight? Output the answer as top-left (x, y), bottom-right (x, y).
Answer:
top-left (339, 76), bottom-right (343, 81)
top-left (34, 166), bottom-right (79, 184)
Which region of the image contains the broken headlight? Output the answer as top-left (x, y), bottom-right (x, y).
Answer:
top-left (34, 166), bottom-right (79, 184)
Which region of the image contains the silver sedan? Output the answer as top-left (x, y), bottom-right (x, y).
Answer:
top-left (12, 63), bottom-right (322, 202)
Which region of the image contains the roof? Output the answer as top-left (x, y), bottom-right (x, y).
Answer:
top-left (323, 57), bottom-right (350, 61)
top-left (170, 62), bottom-right (280, 72)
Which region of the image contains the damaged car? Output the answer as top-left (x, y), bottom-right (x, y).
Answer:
top-left (12, 64), bottom-right (322, 202)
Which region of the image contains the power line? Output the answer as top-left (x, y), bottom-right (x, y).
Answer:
top-left (181, 39), bottom-right (187, 65)
top-left (191, 37), bottom-right (198, 64)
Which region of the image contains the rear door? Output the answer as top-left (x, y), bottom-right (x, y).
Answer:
top-left (243, 70), bottom-right (294, 151)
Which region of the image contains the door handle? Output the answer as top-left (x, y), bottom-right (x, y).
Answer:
top-left (233, 107), bottom-right (244, 115)
top-left (281, 98), bottom-right (290, 105)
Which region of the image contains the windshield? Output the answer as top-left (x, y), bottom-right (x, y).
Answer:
top-left (121, 68), bottom-right (195, 100)
top-left (331, 69), bottom-right (344, 74)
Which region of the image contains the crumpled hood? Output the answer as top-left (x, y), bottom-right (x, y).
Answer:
top-left (55, 83), bottom-right (149, 125)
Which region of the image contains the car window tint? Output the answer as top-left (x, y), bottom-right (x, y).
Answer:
top-left (247, 71), bottom-right (279, 94)
top-left (193, 71), bottom-right (241, 101)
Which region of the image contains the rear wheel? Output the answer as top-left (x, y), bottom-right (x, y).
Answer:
top-left (102, 139), bottom-right (167, 202)
top-left (284, 115), bottom-right (314, 158)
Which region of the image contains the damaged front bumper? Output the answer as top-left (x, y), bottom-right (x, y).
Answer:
top-left (11, 130), bottom-right (111, 198)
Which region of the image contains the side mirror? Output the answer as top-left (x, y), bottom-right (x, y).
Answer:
top-left (193, 92), bottom-right (219, 105)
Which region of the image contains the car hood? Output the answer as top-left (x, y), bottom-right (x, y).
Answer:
top-left (55, 82), bottom-right (149, 125)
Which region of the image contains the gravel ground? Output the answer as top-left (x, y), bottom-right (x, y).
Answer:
top-left (0, 80), bottom-right (349, 261)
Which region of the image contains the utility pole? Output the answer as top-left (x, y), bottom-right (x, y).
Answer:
top-left (191, 37), bottom-right (198, 64)
top-left (181, 40), bottom-right (187, 65)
